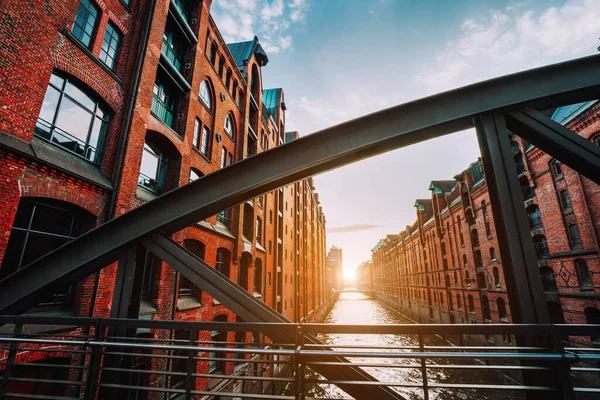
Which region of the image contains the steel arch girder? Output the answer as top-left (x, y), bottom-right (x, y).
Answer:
top-left (1, 54), bottom-right (600, 316)
top-left (142, 233), bottom-right (405, 400)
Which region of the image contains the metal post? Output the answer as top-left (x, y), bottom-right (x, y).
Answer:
top-left (419, 328), bottom-right (429, 400)
top-left (84, 319), bottom-right (105, 399)
top-left (0, 323), bottom-right (22, 398)
top-left (549, 326), bottom-right (576, 400)
top-left (297, 323), bottom-right (305, 400)
top-left (185, 323), bottom-right (196, 400)
top-left (475, 113), bottom-right (561, 400)
top-left (474, 113), bottom-right (550, 325)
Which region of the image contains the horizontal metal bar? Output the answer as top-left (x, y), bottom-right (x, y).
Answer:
top-left (5, 394), bottom-right (79, 400)
top-left (7, 377), bottom-right (85, 386)
top-left (303, 379), bottom-right (557, 391)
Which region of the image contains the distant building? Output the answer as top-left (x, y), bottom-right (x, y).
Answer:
top-left (371, 101), bottom-right (600, 345)
top-left (355, 260), bottom-right (372, 290)
top-left (328, 245), bottom-right (343, 290)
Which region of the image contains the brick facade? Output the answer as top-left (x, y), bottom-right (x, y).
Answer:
top-left (371, 103), bottom-right (600, 345)
top-left (0, 0), bottom-right (333, 396)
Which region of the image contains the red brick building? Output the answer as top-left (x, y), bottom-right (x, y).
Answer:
top-left (0, 0), bottom-right (332, 396)
top-left (371, 102), bottom-right (600, 344)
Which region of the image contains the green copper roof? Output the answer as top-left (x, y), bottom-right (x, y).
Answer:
top-left (226, 36), bottom-right (269, 68)
top-left (263, 88), bottom-right (282, 118)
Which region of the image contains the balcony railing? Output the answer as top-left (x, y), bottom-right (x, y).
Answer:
top-left (151, 94), bottom-right (175, 128)
top-left (35, 118), bottom-right (101, 163)
top-left (171, 0), bottom-right (190, 22)
top-left (0, 316), bottom-right (599, 399)
top-left (161, 38), bottom-right (183, 72)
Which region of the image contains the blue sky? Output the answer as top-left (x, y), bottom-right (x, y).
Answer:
top-left (212, 0), bottom-right (600, 278)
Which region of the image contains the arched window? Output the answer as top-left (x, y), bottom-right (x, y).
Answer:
top-left (584, 308), bottom-right (600, 342)
top-left (477, 272), bottom-right (486, 289)
top-left (242, 203), bottom-right (254, 240)
top-left (552, 160), bottom-right (563, 178)
top-left (468, 295), bottom-right (475, 313)
top-left (465, 209), bottom-right (475, 226)
top-left (526, 205), bottom-right (543, 229)
top-left (490, 247), bottom-right (496, 261)
top-left (218, 56), bottom-right (225, 77)
top-left (254, 258), bottom-right (263, 295)
top-left (180, 239), bottom-right (205, 299)
top-left (465, 269), bottom-right (470, 286)
top-left (239, 252), bottom-right (252, 291)
top-left (36, 72), bottom-right (109, 163)
top-left (463, 254), bottom-right (468, 267)
top-left (0, 198), bottom-right (95, 307)
top-left (540, 266), bottom-right (557, 292)
top-left (481, 295), bottom-right (491, 320)
top-left (224, 114), bottom-right (234, 138)
top-left (519, 176), bottom-right (535, 200)
top-left (470, 229), bottom-right (479, 247)
top-left (560, 190), bottom-right (572, 211)
top-left (569, 224), bottom-right (582, 248)
top-left (251, 64), bottom-right (260, 99)
top-left (493, 267), bottom-right (500, 287)
top-left (497, 298), bottom-right (507, 321)
top-left (189, 168), bottom-right (203, 182)
top-left (139, 141), bottom-right (167, 193)
top-left (199, 80), bottom-right (212, 110)
top-left (576, 260), bottom-right (592, 288)
top-left (456, 294), bottom-right (462, 309)
top-left (256, 216), bottom-right (263, 245)
top-left (215, 248), bottom-right (231, 278)
top-left (474, 250), bottom-right (483, 268)
top-left (533, 235), bottom-right (549, 258)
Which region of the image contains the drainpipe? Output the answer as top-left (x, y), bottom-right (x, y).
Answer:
top-left (106, 0), bottom-right (157, 221)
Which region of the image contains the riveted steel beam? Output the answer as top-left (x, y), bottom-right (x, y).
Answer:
top-left (1, 54), bottom-right (600, 317)
top-left (142, 233), bottom-right (405, 400)
top-left (506, 106), bottom-right (600, 185)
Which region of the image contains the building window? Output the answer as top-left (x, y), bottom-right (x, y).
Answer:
top-left (481, 296), bottom-right (491, 320)
top-left (468, 295), bottom-right (475, 313)
top-left (456, 294), bottom-right (462, 309)
top-left (490, 247), bottom-right (496, 261)
top-left (217, 209), bottom-right (231, 228)
top-left (227, 152), bottom-right (233, 166)
top-left (138, 140), bottom-right (167, 193)
top-left (243, 203), bottom-right (254, 240)
top-left (192, 118), bottom-right (200, 149)
top-left (99, 22), bottom-right (122, 70)
top-left (151, 79), bottom-right (177, 128)
top-left (1, 198), bottom-right (95, 307)
top-left (584, 308), bottom-right (600, 343)
top-left (199, 80), bottom-right (212, 111)
top-left (497, 298), bottom-right (508, 321)
top-left (140, 249), bottom-right (158, 300)
top-left (560, 190), bottom-right (572, 212)
top-left (256, 217), bottom-right (263, 245)
top-left (575, 260), bottom-right (592, 288)
top-left (224, 114), bottom-right (234, 138)
top-left (200, 126), bottom-right (211, 157)
top-left (215, 248), bottom-right (231, 278)
top-left (218, 56), bottom-right (225, 77)
top-left (225, 68), bottom-right (232, 90)
top-left (180, 239), bottom-right (204, 298)
top-left (526, 205), bottom-right (543, 230)
top-left (72, 0), bottom-right (99, 48)
top-left (540, 267), bottom-right (557, 292)
top-left (220, 147), bottom-right (227, 169)
top-left (552, 160), bottom-right (563, 178)
top-left (189, 168), bottom-right (202, 182)
top-left (35, 73), bottom-right (108, 163)
top-left (519, 176), bottom-right (535, 200)
top-left (533, 235), bottom-right (549, 258)
top-left (493, 267), bottom-right (500, 287)
top-left (569, 224), bottom-right (582, 248)
top-left (254, 258), bottom-right (262, 294)
top-left (210, 315), bottom-right (227, 373)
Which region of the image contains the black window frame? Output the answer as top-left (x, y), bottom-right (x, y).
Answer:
top-left (72, 0), bottom-right (100, 49)
top-left (99, 21), bottom-right (123, 71)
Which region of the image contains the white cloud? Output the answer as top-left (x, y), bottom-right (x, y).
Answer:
top-left (261, 0), bottom-right (284, 20)
top-left (212, 0), bottom-right (307, 53)
top-left (418, 0), bottom-right (600, 92)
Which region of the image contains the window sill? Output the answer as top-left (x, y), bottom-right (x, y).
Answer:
top-left (136, 185), bottom-right (159, 201)
top-left (192, 146), bottom-right (212, 163)
top-left (63, 31), bottom-right (123, 84)
top-left (177, 296), bottom-right (202, 311)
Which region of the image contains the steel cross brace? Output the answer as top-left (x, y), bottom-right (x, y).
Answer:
top-left (142, 233), bottom-right (405, 400)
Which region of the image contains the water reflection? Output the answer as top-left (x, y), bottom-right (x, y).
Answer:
top-left (304, 292), bottom-right (521, 400)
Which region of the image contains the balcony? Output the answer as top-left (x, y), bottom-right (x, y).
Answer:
top-left (161, 37), bottom-right (183, 72)
top-left (151, 94), bottom-right (174, 128)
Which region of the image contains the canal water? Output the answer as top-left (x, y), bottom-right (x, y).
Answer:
top-left (304, 292), bottom-right (521, 400)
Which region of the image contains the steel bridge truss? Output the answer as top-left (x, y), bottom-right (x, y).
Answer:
top-left (2, 55), bottom-right (600, 399)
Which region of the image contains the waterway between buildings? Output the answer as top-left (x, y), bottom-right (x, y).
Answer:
top-left (302, 291), bottom-right (522, 400)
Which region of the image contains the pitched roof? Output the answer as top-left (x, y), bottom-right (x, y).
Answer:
top-left (414, 199), bottom-right (433, 221)
top-left (429, 180), bottom-right (456, 195)
top-left (226, 36), bottom-right (269, 68)
top-left (551, 101), bottom-right (597, 125)
top-left (263, 88), bottom-right (283, 117)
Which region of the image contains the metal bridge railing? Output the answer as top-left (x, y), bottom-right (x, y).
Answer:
top-left (0, 316), bottom-right (599, 399)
